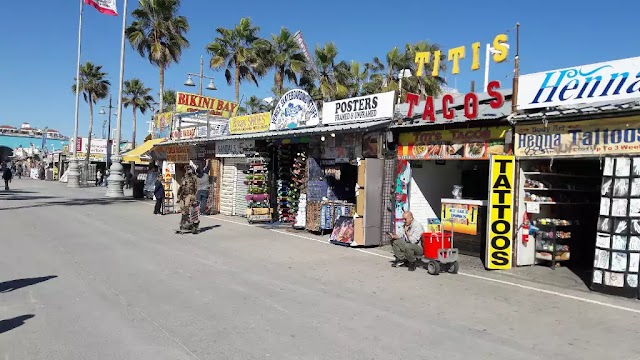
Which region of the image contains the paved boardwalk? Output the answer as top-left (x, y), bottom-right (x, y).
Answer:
top-left (1, 180), bottom-right (640, 360)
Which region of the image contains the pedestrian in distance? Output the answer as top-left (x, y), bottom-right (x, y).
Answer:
top-left (2, 163), bottom-right (13, 190)
top-left (153, 176), bottom-right (165, 216)
top-left (96, 169), bottom-right (103, 187)
top-left (16, 163), bottom-right (22, 179)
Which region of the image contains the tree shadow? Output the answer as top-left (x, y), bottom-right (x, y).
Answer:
top-left (0, 195), bottom-right (58, 201)
top-left (0, 190), bottom-right (37, 194)
top-left (0, 275), bottom-right (58, 293)
top-left (0, 314), bottom-right (35, 334)
top-left (0, 198), bottom-right (137, 211)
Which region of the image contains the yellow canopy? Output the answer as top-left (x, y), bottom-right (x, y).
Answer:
top-left (122, 138), bottom-right (165, 164)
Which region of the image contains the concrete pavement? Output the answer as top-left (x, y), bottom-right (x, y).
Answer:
top-left (1, 179), bottom-right (640, 360)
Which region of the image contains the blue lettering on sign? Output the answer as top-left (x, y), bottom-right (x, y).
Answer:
top-left (529, 64), bottom-right (640, 106)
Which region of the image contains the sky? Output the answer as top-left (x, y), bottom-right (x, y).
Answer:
top-left (1, 0), bottom-right (639, 144)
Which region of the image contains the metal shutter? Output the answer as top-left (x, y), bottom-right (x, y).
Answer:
top-left (219, 158), bottom-right (237, 216)
top-left (234, 161), bottom-right (249, 216)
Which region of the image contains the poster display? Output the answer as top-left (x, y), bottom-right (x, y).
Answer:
top-left (394, 160), bottom-right (411, 234)
top-left (486, 155), bottom-right (515, 270)
top-left (229, 112), bottom-right (270, 134)
top-left (441, 202), bottom-right (480, 235)
top-left (175, 92), bottom-right (238, 118)
top-left (398, 127), bottom-right (511, 160)
top-left (153, 112), bottom-right (172, 139)
top-left (515, 118), bottom-right (640, 158)
top-left (329, 216), bottom-right (355, 244)
top-left (592, 157), bottom-right (640, 298)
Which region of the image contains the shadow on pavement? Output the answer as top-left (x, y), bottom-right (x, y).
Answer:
top-left (198, 225), bottom-right (221, 233)
top-left (0, 275), bottom-right (58, 293)
top-left (0, 198), bottom-right (136, 211)
top-left (0, 195), bottom-right (59, 201)
top-left (0, 190), bottom-right (37, 194)
top-left (0, 315), bottom-right (35, 335)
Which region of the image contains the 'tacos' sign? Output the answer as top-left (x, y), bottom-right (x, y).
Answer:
top-left (270, 89), bottom-right (320, 130)
top-left (518, 57), bottom-right (640, 110)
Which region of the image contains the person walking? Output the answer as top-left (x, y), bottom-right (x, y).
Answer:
top-left (16, 163), bottom-right (22, 179)
top-left (3, 164), bottom-right (13, 190)
top-left (96, 169), bottom-right (103, 187)
top-left (153, 176), bottom-right (165, 215)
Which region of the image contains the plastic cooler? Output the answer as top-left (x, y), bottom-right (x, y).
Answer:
top-left (422, 232), bottom-right (452, 259)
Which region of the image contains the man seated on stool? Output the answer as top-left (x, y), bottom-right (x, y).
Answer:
top-left (390, 211), bottom-right (424, 271)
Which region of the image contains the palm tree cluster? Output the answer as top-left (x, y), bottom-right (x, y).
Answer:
top-left (73, 1), bottom-right (449, 152)
top-left (206, 17), bottom-right (447, 113)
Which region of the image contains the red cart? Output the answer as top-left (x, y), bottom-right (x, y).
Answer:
top-left (419, 220), bottom-right (459, 275)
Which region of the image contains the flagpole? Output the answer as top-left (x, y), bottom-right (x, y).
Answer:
top-left (67, 0), bottom-right (84, 188)
top-left (106, 0), bottom-right (128, 197)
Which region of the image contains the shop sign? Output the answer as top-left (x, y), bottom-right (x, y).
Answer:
top-left (195, 144), bottom-right (216, 160)
top-left (486, 155), bottom-right (515, 270)
top-left (270, 89), bottom-right (320, 130)
top-left (398, 127), bottom-right (511, 160)
top-left (165, 145), bottom-right (189, 163)
top-left (176, 92), bottom-right (239, 118)
top-left (414, 34), bottom-right (509, 77)
top-left (322, 91), bottom-right (395, 125)
top-left (406, 81), bottom-right (504, 122)
top-left (515, 117), bottom-right (640, 158)
top-left (215, 140), bottom-right (256, 157)
top-left (518, 57), bottom-right (640, 111)
top-left (153, 112), bottom-right (172, 139)
top-left (229, 112), bottom-right (271, 134)
top-left (441, 203), bottom-right (480, 235)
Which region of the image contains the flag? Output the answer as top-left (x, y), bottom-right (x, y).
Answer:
top-left (84, 0), bottom-right (118, 16)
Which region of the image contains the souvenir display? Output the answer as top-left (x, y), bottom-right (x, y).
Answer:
top-left (245, 153), bottom-right (272, 223)
top-left (592, 156), bottom-right (640, 298)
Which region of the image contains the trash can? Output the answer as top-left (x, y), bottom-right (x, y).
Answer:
top-left (132, 179), bottom-right (145, 198)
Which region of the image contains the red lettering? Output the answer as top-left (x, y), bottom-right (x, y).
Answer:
top-left (177, 93), bottom-right (188, 105)
top-left (487, 80), bottom-right (504, 109)
top-left (201, 97), bottom-right (210, 109)
top-left (442, 94), bottom-right (454, 120)
top-left (216, 100), bottom-right (225, 111)
top-left (189, 95), bottom-right (197, 107)
top-left (422, 96), bottom-right (435, 122)
top-left (405, 92), bottom-right (420, 118)
top-left (464, 93), bottom-right (478, 120)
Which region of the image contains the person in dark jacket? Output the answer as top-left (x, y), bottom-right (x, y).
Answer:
top-left (153, 177), bottom-right (165, 215)
top-left (3, 164), bottom-right (13, 190)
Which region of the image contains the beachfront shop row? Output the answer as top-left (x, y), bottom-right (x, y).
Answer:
top-left (156, 89), bottom-right (398, 247)
top-left (393, 55), bottom-right (640, 299)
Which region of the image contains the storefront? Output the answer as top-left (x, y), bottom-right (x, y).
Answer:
top-left (215, 139), bottom-right (256, 216)
top-left (394, 86), bottom-right (513, 259)
top-left (208, 90), bottom-right (395, 245)
top-left (514, 56), bottom-right (640, 298)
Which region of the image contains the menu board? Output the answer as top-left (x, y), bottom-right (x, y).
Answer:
top-left (398, 127), bottom-right (512, 160)
top-left (441, 202), bottom-right (480, 235)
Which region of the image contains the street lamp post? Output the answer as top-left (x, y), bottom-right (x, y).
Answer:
top-left (397, 69), bottom-right (412, 104)
top-left (184, 55), bottom-right (217, 95)
top-left (99, 95), bottom-right (114, 170)
top-left (106, 0), bottom-right (128, 198)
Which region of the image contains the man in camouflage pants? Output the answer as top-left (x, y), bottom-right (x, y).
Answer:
top-left (177, 165), bottom-right (198, 230)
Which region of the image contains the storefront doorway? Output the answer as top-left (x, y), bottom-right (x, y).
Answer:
top-left (517, 159), bottom-right (601, 283)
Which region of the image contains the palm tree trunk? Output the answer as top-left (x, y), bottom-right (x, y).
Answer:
top-left (85, 96), bottom-right (94, 185)
top-left (234, 61), bottom-right (240, 104)
top-left (159, 66), bottom-right (165, 114)
top-left (132, 105), bottom-right (137, 149)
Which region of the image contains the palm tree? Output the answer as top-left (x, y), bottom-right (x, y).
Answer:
top-left (72, 62), bottom-right (110, 183)
top-left (126, 0), bottom-right (189, 113)
top-left (269, 28), bottom-right (306, 98)
top-left (245, 95), bottom-right (262, 114)
top-left (367, 47), bottom-right (405, 94)
top-left (313, 42), bottom-right (349, 101)
top-left (403, 41), bottom-right (446, 97)
top-left (123, 79), bottom-right (154, 148)
top-left (162, 89), bottom-right (176, 112)
top-left (347, 61), bottom-right (369, 97)
top-left (207, 17), bottom-right (270, 104)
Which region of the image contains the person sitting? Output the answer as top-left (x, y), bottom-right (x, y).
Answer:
top-left (390, 211), bottom-right (425, 271)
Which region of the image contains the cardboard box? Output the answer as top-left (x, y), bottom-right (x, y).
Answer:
top-left (356, 189), bottom-right (365, 215)
top-left (357, 161), bottom-right (366, 187)
top-left (353, 217), bottom-right (365, 246)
